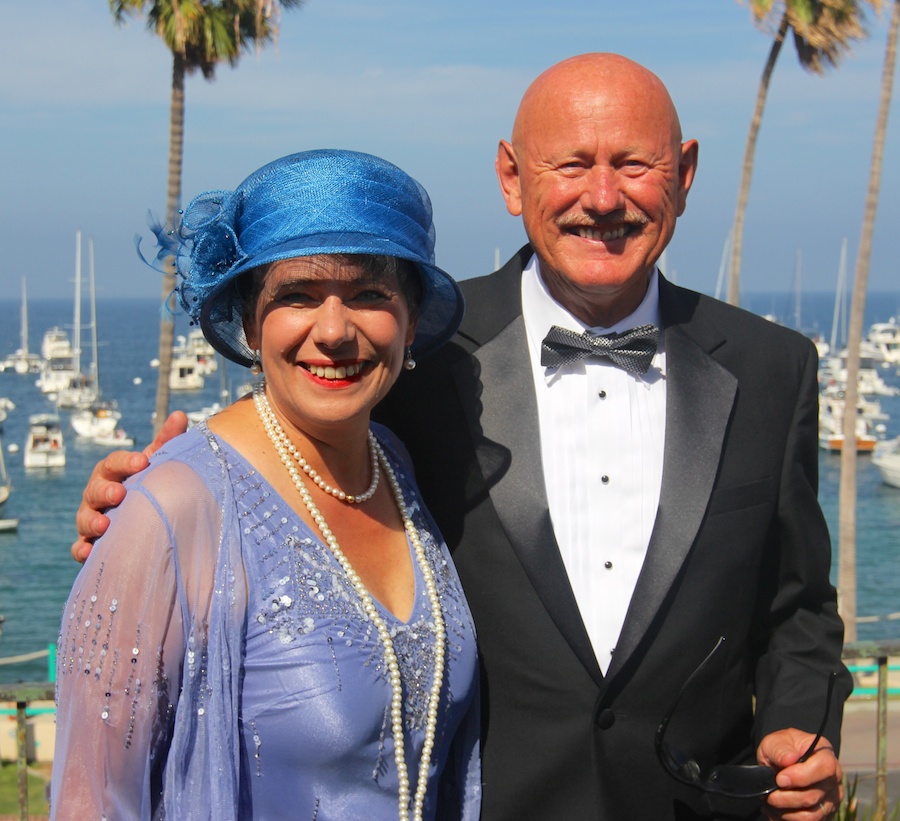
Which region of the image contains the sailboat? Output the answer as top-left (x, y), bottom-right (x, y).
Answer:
top-left (36, 235), bottom-right (85, 399)
top-left (0, 436), bottom-right (10, 506)
top-left (0, 278), bottom-right (41, 374)
top-left (817, 392), bottom-right (879, 452)
top-left (34, 326), bottom-right (78, 396)
top-left (69, 238), bottom-right (134, 446)
top-left (872, 436), bottom-right (900, 488)
top-left (0, 397), bottom-right (14, 427)
top-left (57, 233), bottom-right (100, 409)
top-left (0, 434), bottom-right (17, 531)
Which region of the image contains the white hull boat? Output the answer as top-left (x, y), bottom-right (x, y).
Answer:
top-left (91, 429), bottom-right (136, 448)
top-left (868, 318), bottom-right (900, 365)
top-left (174, 330), bottom-right (218, 376)
top-left (71, 403), bottom-right (122, 438)
top-left (0, 438), bottom-right (10, 507)
top-left (818, 394), bottom-right (879, 453)
top-left (821, 346), bottom-right (898, 397)
top-left (872, 437), bottom-right (900, 488)
top-left (0, 278), bottom-right (41, 374)
top-left (34, 327), bottom-right (78, 395)
top-left (0, 398), bottom-right (14, 427)
top-left (155, 330), bottom-right (216, 390)
top-left (169, 354), bottom-right (205, 391)
top-left (187, 403), bottom-right (224, 427)
top-left (39, 233), bottom-right (103, 407)
top-left (24, 414), bottom-right (66, 468)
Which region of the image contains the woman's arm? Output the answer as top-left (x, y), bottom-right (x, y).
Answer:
top-left (53, 469), bottom-right (187, 819)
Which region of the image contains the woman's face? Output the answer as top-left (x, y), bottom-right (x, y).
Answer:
top-left (245, 255), bottom-right (417, 437)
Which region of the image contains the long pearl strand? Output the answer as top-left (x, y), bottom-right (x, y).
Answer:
top-left (256, 390), bottom-right (379, 503)
top-left (253, 381), bottom-right (446, 821)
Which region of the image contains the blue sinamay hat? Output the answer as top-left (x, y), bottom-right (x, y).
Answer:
top-left (161, 149), bottom-right (464, 367)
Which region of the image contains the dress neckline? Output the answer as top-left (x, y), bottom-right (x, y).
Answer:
top-left (201, 422), bottom-right (424, 626)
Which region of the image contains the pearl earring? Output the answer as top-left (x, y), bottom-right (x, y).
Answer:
top-left (403, 347), bottom-right (417, 371)
top-left (250, 350), bottom-right (262, 376)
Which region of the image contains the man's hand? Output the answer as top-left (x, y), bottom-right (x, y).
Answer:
top-left (71, 411), bottom-right (189, 562)
top-left (759, 729), bottom-right (843, 820)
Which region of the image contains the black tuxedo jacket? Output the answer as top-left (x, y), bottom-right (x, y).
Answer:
top-left (375, 246), bottom-right (851, 820)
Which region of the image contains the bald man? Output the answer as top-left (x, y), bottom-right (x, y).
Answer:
top-left (76, 54), bottom-right (850, 820)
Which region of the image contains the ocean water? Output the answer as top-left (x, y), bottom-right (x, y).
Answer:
top-left (0, 291), bottom-right (899, 684)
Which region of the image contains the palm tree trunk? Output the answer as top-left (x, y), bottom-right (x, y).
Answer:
top-left (153, 52), bottom-right (186, 436)
top-left (838, 0), bottom-right (899, 643)
top-left (727, 12), bottom-right (790, 307)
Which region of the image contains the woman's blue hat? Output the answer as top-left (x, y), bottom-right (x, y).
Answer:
top-left (161, 149), bottom-right (464, 367)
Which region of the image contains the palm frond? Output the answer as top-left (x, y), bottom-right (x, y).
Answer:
top-left (109, 0), bottom-right (302, 77)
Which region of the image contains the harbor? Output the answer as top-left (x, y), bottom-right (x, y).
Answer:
top-left (4, 289), bottom-right (899, 678)
top-left (1, 289), bottom-right (900, 813)
top-left (0, 295), bottom-right (234, 686)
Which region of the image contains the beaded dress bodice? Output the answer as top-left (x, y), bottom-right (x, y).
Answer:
top-left (51, 424), bottom-right (480, 821)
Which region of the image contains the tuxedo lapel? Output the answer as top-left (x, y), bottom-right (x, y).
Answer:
top-left (607, 287), bottom-right (738, 680)
top-left (453, 315), bottom-right (602, 685)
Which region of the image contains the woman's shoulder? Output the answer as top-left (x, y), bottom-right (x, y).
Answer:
top-left (126, 424), bottom-right (229, 499)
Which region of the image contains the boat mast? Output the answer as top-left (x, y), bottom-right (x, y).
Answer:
top-left (714, 228), bottom-right (733, 302)
top-left (830, 238), bottom-right (848, 353)
top-left (73, 231), bottom-right (82, 377)
top-left (20, 278), bottom-right (29, 355)
top-left (89, 238), bottom-right (100, 397)
top-left (0, 436), bottom-right (8, 486)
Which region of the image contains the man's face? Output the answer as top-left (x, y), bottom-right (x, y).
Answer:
top-left (497, 66), bottom-right (698, 326)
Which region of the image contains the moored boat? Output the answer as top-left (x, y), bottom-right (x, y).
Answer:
top-left (154, 330), bottom-right (217, 390)
top-left (176, 329), bottom-right (218, 376)
top-left (169, 353), bottom-right (205, 390)
top-left (71, 401), bottom-right (122, 438)
top-left (0, 398), bottom-right (14, 428)
top-left (872, 437), bottom-right (900, 488)
top-left (0, 278), bottom-right (41, 375)
top-left (34, 327), bottom-right (78, 396)
top-left (818, 394), bottom-right (879, 453)
top-left (820, 346), bottom-right (898, 397)
top-left (91, 428), bottom-right (136, 448)
top-left (0, 435), bottom-right (10, 506)
top-left (867, 318), bottom-right (900, 365)
top-left (24, 414), bottom-right (66, 468)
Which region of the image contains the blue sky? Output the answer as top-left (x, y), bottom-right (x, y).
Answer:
top-left (1, 0), bottom-right (898, 304)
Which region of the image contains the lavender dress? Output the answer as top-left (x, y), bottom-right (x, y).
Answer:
top-left (51, 423), bottom-right (480, 820)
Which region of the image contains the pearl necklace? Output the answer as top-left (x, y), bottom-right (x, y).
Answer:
top-left (252, 381), bottom-right (446, 821)
top-left (305, 436), bottom-right (379, 503)
top-left (254, 388), bottom-right (380, 503)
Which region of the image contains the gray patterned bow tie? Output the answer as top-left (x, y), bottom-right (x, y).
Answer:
top-left (540, 323), bottom-right (659, 375)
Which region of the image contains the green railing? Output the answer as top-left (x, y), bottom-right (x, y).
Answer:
top-left (1, 641), bottom-right (898, 820)
top-left (842, 639), bottom-right (900, 820)
top-left (0, 682), bottom-right (54, 821)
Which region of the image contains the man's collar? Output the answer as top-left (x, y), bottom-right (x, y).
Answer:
top-left (523, 254), bottom-right (661, 336)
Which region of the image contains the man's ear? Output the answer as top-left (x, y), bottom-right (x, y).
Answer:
top-left (496, 140), bottom-right (524, 217)
top-left (676, 139), bottom-right (699, 217)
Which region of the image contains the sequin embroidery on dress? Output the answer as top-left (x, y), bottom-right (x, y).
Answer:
top-left (233, 439), bottom-right (467, 733)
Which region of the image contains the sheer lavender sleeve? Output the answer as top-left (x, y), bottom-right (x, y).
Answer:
top-left (51, 432), bottom-right (247, 820)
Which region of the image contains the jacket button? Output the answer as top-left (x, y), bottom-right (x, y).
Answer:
top-left (596, 709), bottom-right (615, 730)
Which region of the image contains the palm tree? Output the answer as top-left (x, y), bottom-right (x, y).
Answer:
top-left (110, 0), bottom-right (303, 435)
top-left (838, 0), bottom-right (896, 643)
top-left (727, 0), bottom-right (867, 307)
